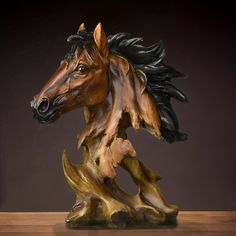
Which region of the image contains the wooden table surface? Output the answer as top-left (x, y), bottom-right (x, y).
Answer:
top-left (0, 211), bottom-right (236, 236)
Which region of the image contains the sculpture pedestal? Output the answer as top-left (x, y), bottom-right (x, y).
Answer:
top-left (62, 150), bottom-right (178, 228)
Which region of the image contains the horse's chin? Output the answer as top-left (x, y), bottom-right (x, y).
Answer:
top-left (33, 109), bottom-right (61, 124)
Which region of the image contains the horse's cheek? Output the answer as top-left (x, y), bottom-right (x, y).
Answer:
top-left (83, 77), bottom-right (108, 106)
top-left (83, 86), bottom-right (102, 107)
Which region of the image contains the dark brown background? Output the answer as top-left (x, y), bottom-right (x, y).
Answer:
top-left (0, 0), bottom-right (235, 211)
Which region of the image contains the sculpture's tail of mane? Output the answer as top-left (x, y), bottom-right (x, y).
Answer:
top-left (108, 33), bottom-right (188, 143)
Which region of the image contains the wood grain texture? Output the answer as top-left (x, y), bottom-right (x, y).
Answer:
top-left (0, 212), bottom-right (236, 235)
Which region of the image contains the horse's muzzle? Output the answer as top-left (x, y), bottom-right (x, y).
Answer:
top-left (30, 97), bottom-right (60, 123)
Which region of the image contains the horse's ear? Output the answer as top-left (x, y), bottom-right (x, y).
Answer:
top-left (93, 23), bottom-right (109, 57)
top-left (77, 23), bottom-right (86, 32)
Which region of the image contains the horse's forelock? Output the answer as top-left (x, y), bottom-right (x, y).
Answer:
top-left (65, 30), bottom-right (95, 60)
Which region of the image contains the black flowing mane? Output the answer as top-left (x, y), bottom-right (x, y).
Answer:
top-left (108, 33), bottom-right (188, 143)
top-left (66, 31), bottom-right (188, 143)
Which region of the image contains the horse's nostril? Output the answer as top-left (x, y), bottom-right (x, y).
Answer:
top-left (38, 98), bottom-right (50, 114)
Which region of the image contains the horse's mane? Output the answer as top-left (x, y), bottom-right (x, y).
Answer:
top-left (66, 31), bottom-right (188, 143)
top-left (108, 33), bottom-right (188, 143)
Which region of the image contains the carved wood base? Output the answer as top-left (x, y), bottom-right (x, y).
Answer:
top-left (62, 151), bottom-right (178, 228)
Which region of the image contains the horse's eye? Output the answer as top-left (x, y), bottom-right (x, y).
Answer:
top-left (77, 64), bottom-right (87, 74)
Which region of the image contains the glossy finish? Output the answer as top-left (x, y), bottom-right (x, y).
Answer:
top-left (31, 23), bottom-right (187, 228)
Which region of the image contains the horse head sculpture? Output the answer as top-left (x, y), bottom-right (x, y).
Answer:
top-left (31, 23), bottom-right (187, 228)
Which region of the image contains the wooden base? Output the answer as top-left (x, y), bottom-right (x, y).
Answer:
top-left (0, 212), bottom-right (236, 235)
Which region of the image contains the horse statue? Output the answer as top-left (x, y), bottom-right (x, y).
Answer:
top-left (31, 23), bottom-right (187, 228)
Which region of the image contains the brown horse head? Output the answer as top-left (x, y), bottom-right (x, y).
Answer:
top-left (31, 23), bottom-right (110, 123)
top-left (31, 23), bottom-right (187, 143)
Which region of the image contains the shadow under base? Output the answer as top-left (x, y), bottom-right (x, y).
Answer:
top-left (65, 209), bottom-right (177, 229)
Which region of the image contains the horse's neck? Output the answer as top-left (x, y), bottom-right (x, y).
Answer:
top-left (78, 54), bottom-right (162, 149)
top-left (78, 99), bottom-right (112, 147)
